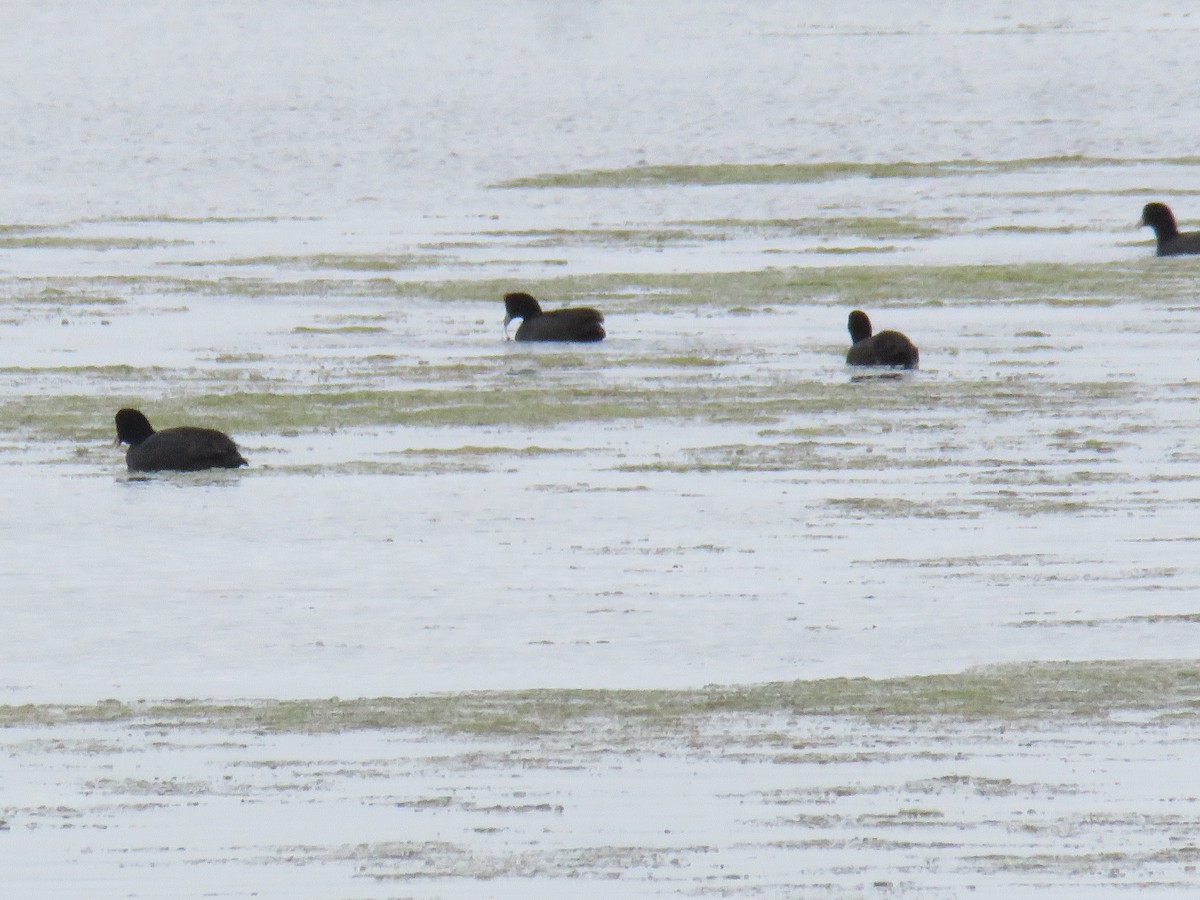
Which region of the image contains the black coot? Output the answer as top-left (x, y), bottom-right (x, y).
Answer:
top-left (845, 310), bottom-right (919, 369)
top-left (503, 292), bottom-right (606, 342)
top-left (114, 408), bottom-right (248, 472)
top-left (1141, 202), bottom-right (1200, 256)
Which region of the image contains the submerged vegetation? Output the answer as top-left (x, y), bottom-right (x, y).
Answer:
top-left (494, 155), bottom-right (1200, 189)
top-left (189, 252), bottom-right (449, 271)
top-left (673, 216), bottom-right (962, 239)
top-left (396, 260), bottom-right (1196, 310)
top-left (2, 255), bottom-right (1191, 313)
top-left (0, 370), bottom-right (1140, 450)
top-left (2, 659), bottom-right (1196, 733)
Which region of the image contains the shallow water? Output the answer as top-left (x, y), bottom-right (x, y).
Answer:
top-left (3, 1), bottom-right (1200, 896)
top-left (6, 664), bottom-right (1200, 897)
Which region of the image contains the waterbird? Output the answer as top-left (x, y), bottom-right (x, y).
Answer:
top-left (503, 291), bottom-right (606, 342)
top-left (845, 310), bottom-right (919, 369)
top-left (114, 408), bottom-right (248, 472)
top-left (1140, 202), bottom-right (1200, 256)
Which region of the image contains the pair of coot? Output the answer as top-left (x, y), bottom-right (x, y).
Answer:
top-left (837, 202), bottom-right (1199, 369)
top-left (838, 202), bottom-right (1196, 368)
top-left (504, 290), bottom-right (918, 368)
top-left (114, 292), bottom-right (604, 472)
top-left (838, 201), bottom-right (1200, 364)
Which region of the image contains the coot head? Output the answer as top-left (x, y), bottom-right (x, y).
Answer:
top-left (1140, 202), bottom-right (1200, 256)
top-left (848, 310), bottom-right (873, 343)
top-left (1141, 202), bottom-right (1178, 239)
top-left (114, 407), bottom-right (155, 446)
top-left (503, 292), bottom-right (542, 331)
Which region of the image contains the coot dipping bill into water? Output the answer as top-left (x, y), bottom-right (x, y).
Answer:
top-left (503, 292), bottom-right (606, 342)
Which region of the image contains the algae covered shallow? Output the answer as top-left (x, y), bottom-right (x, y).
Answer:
top-left (0, 235), bottom-right (187, 251)
top-left (493, 155), bottom-right (1200, 189)
top-left (3, 658), bottom-right (1197, 732)
top-left (398, 259), bottom-right (1198, 308)
top-left (4, 659), bottom-right (1200, 898)
top-left (0, 364), bottom-right (1132, 428)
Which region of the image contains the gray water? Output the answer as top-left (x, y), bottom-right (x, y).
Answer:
top-left (3, 2), bottom-right (1200, 896)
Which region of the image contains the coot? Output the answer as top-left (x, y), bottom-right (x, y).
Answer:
top-left (1140, 202), bottom-right (1200, 256)
top-left (845, 310), bottom-right (919, 369)
top-left (503, 292), bottom-right (606, 342)
top-left (114, 408), bottom-right (248, 472)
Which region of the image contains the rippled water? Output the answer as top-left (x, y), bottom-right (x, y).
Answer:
top-left (3, 2), bottom-right (1200, 896)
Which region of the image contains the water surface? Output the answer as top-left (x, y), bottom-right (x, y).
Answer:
top-left (3, 2), bottom-right (1200, 896)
